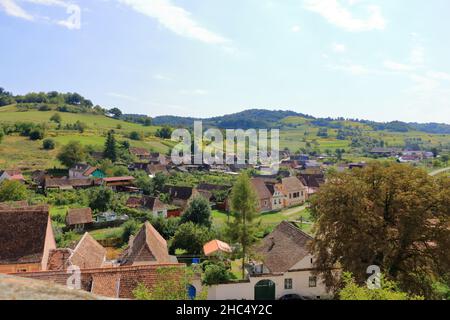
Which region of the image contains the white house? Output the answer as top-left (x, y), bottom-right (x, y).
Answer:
top-left (196, 221), bottom-right (332, 300)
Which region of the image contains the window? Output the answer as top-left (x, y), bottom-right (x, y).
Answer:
top-left (309, 276), bottom-right (317, 288)
top-left (16, 268), bottom-right (28, 273)
top-left (284, 278), bottom-right (293, 290)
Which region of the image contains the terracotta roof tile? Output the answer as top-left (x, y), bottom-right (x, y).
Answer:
top-left (66, 208), bottom-right (93, 226)
top-left (0, 205), bottom-right (53, 265)
top-left (254, 221), bottom-right (313, 273)
top-left (120, 222), bottom-right (171, 266)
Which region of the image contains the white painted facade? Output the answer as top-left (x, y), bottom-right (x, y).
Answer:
top-left (194, 254), bottom-right (331, 300)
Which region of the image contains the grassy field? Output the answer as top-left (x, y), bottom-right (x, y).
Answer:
top-left (212, 205), bottom-right (314, 234)
top-left (0, 107), bottom-right (176, 170)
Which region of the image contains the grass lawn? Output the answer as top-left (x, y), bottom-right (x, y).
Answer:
top-left (212, 205), bottom-right (314, 234)
top-left (89, 227), bottom-right (123, 241)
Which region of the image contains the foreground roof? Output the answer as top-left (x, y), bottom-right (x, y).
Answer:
top-left (10, 264), bottom-right (184, 299)
top-left (254, 221), bottom-right (313, 273)
top-left (0, 205), bottom-right (52, 265)
top-left (120, 222), bottom-right (171, 265)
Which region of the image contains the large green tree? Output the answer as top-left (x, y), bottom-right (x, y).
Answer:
top-left (226, 173), bottom-right (260, 279)
top-left (57, 141), bottom-right (86, 168)
top-left (339, 272), bottom-right (423, 300)
top-left (104, 130), bottom-right (117, 162)
top-left (170, 222), bottom-right (215, 255)
top-left (310, 162), bottom-right (450, 298)
top-left (180, 195), bottom-right (212, 228)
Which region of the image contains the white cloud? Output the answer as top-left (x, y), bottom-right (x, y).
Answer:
top-left (332, 42), bottom-right (346, 53)
top-left (427, 71), bottom-right (450, 81)
top-left (107, 92), bottom-right (138, 102)
top-left (329, 63), bottom-right (372, 75)
top-left (0, 0), bottom-right (33, 20)
top-left (118, 0), bottom-right (228, 44)
top-left (180, 89), bottom-right (209, 96)
top-left (291, 25), bottom-right (301, 32)
top-left (0, 0), bottom-right (81, 29)
top-left (304, 0), bottom-right (386, 32)
top-left (383, 60), bottom-right (415, 72)
top-left (153, 74), bottom-right (172, 81)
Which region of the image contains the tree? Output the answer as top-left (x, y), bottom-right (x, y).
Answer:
top-left (180, 196), bottom-right (212, 228)
top-left (43, 139), bottom-right (55, 150)
top-left (104, 130), bottom-right (117, 162)
top-left (89, 187), bottom-right (114, 212)
top-left (226, 173), bottom-right (260, 279)
top-left (339, 272), bottom-right (423, 300)
top-left (170, 222), bottom-right (215, 255)
top-left (202, 261), bottom-right (235, 286)
top-left (57, 141), bottom-right (86, 167)
top-left (0, 180), bottom-right (27, 202)
top-left (310, 162), bottom-right (450, 298)
top-left (0, 128), bottom-right (4, 144)
top-left (50, 113), bottom-right (62, 124)
top-left (121, 219), bottom-right (140, 243)
top-left (155, 126), bottom-right (173, 139)
top-left (29, 128), bottom-right (44, 140)
top-left (441, 154), bottom-right (449, 164)
top-left (108, 108), bottom-right (122, 119)
top-left (129, 131), bottom-right (142, 141)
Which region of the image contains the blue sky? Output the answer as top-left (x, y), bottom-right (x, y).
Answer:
top-left (1, 0), bottom-right (450, 123)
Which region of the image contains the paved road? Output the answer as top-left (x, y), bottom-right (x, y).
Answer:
top-left (429, 167), bottom-right (450, 176)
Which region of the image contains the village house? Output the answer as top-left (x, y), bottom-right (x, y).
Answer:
top-left (0, 205), bottom-right (56, 273)
top-left (126, 196), bottom-right (168, 218)
top-left (298, 173), bottom-right (325, 196)
top-left (147, 164), bottom-right (169, 177)
top-left (202, 221), bottom-right (330, 300)
top-left (44, 177), bottom-right (99, 191)
top-left (129, 147), bottom-right (151, 160)
top-left (66, 208), bottom-right (94, 231)
top-left (0, 169), bottom-right (25, 183)
top-left (162, 185), bottom-right (194, 210)
top-left (119, 222), bottom-right (176, 266)
top-left (203, 240), bottom-right (232, 257)
top-left (281, 177), bottom-right (307, 207)
top-left (102, 176), bottom-right (136, 192)
top-left (47, 233), bottom-right (107, 270)
top-left (266, 183), bottom-right (285, 211)
top-left (69, 163), bottom-right (105, 179)
top-left (251, 178), bottom-right (273, 213)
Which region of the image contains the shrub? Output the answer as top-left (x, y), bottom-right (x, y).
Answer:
top-left (43, 139), bottom-right (56, 150)
top-left (29, 128), bottom-right (44, 140)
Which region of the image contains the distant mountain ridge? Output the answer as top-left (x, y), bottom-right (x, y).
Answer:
top-left (152, 109), bottom-right (450, 134)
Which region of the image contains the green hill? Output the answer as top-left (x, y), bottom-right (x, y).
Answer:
top-left (0, 106), bottom-right (174, 170)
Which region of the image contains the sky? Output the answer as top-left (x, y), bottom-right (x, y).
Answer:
top-left (1, 0), bottom-right (450, 123)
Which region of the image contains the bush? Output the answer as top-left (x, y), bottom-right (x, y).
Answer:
top-left (202, 262), bottom-right (235, 286)
top-left (0, 180), bottom-right (28, 202)
top-left (170, 222), bottom-right (215, 255)
top-left (29, 128), bottom-right (44, 140)
top-left (121, 219), bottom-right (140, 243)
top-left (129, 131), bottom-right (142, 141)
top-left (43, 139), bottom-right (56, 150)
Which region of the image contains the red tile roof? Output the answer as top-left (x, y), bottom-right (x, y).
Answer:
top-left (120, 222), bottom-right (171, 265)
top-left (66, 208), bottom-right (93, 226)
top-left (251, 178), bottom-right (272, 200)
top-left (70, 233), bottom-right (106, 269)
top-left (0, 205), bottom-right (53, 265)
top-left (203, 240), bottom-right (232, 256)
top-left (10, 264), bottom-right (185, 299)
